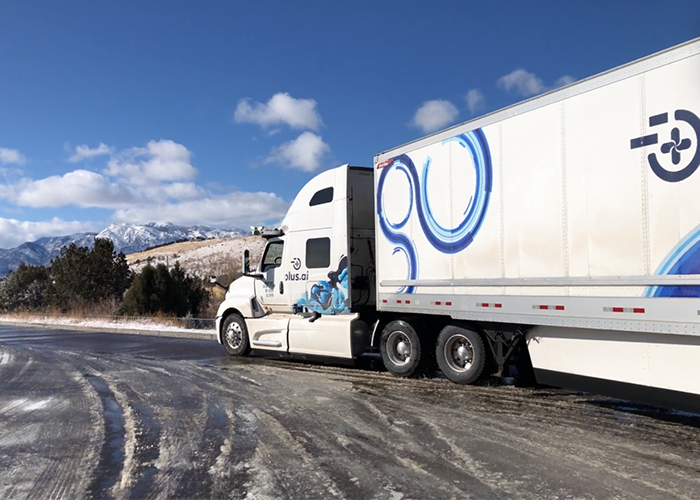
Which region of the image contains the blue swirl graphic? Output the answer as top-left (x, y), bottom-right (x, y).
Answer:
top-left (377, 156), bottom-right (419, 294)
top-left (646, 224), bottom-right (700, 297)
top-left (376, 129), bottom-right (493, 293)
top-left (381, 159), bottom-right (414, 231)
top-left (419, 132), bottom-right (493, 253)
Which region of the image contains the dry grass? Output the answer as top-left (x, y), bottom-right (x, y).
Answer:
top-left (126, 238), bottom-right (235, 264)
top-left (126, 236), bottom-right (266, 280)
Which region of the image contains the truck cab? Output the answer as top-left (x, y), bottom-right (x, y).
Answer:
top-left (213, 165), bottom-right (376, 360)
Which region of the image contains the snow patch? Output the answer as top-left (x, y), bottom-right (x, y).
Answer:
top-left (0, 315), bottom-right (216, 335)
top-left (24, 398), bottom-right (53, 412)
top-left (0, 397), bottom-right (53, 415)
top-left (0, 398), bottom-right (28, 416)
top-left (0, 350), bottom-right (11, 365)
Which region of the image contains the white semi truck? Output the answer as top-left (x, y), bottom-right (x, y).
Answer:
top-left (213, 37), bottom-right (700, 413)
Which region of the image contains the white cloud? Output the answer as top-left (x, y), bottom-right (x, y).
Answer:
top-left (234, 92), bottom-right (323, 131)
top-left (465, 89), bottom-right (486, 114)
top-left (0, 140), bottom-right (203, 210)
top-left (14, 170), bottom-right (136, 209)
top-left (112, 191), bottom-right (289, 228)
top-left (105, 139), bottom-right (197, 185)
top-left (497, 69), bottom-right (547, 97)
top-left (0, 217), bottom-right (98, 249)
top-left (497, 69), bottom-right (578, 97)
top-left (159, 182), bottom-right (204, 201)
top-left (0, 138), bottom-right (299, 243)
top-left (68, 143), bottom-right (113, 163)
top-left (410, 100), bottom-right (459, 134)
top-left (0, 148), bottom-right (26, 165)
top-left (266, 132), bottom-right (331, 172)
top-left (554, 75), bottom-right (576, 88)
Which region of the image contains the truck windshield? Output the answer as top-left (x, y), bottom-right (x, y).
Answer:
top-left (261, 241), bottom-right (284, 272)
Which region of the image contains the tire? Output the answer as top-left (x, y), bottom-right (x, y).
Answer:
top-left (221, 314), bottom-right (251, 356)
top-left (436, 325), bottom-right (485, 384)
top-left (379, 320), bottom-right (429, 378)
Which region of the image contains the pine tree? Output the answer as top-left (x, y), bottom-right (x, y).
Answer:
top-left (119, 262), bottom-right (210, 317)
top-left (47, 239), bottom-right (133, 312)
top-left (0, 264), bottom-right (50, 311)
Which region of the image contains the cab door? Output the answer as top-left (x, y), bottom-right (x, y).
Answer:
top-left (248, 238), bottom-right (290, 352)
top-left (257, 238), bottom-right (288, 312)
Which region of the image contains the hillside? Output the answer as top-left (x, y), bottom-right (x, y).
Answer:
top-left (127, 235), bottom-right (267, 283)
top-left (0, 222), bottom-right (245, 276)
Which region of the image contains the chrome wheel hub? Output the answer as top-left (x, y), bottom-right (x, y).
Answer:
top-left (225, 321), bottom-right (244, 349)
top-left (386, 331), bottom-right (412, 366)
top-left (444, 334), bottom-right (474, 372)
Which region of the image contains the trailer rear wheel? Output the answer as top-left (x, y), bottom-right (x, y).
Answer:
top-left (379, 320), bottom-right (428, 378)
top-left (222, 314), bottom-right (251, 356)
top-left (436, 326), bottom-right (485, 384)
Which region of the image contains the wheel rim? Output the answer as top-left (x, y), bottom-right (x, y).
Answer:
top-left (443, 334), bottom-right (474, 372)
top-left (225, 321), bottom-right (244, 350)
top-left (386, 330), bottom-right (412, 366)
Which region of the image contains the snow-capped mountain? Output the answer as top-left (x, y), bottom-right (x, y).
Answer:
top-left (0, 222), bottom-right (245, 276)
top-left (95, 222), bottom-right (245, 254)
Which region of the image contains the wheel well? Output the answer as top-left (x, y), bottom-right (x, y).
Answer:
top-left (372, 314), bottom-right (452, 349)
top-left (219, 308), bottom-right (244, 342)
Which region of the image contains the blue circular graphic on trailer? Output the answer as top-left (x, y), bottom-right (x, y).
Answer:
top-left (376, 129), bottom-right (493, 293)
top-left (418, 131), bottom-right (493, 253)
top-left (376, 155), bottom-right (420, 294)
top-left (646, 225), bottom-right (700, 297)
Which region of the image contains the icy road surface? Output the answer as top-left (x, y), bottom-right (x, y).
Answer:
top-left (0, 326), bottom-right (699, 500)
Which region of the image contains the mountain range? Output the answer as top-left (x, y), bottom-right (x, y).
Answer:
top-left (0, 222), bottom-right (245, 276)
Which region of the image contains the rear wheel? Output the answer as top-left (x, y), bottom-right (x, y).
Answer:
top-left (221, 314), bottom-right (251, 356)
top-left (436, 326), bottom-right (485, 384)
top-left (379, 320), bottom-right (430, 378)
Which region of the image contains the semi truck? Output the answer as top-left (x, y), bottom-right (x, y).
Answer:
top-left (212, 37), bottom-right (700, 413)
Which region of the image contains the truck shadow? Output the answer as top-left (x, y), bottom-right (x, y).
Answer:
top-left (583, 398), bottom-right (700, 429)
top-left (220, 352), bottom-right (700, 427)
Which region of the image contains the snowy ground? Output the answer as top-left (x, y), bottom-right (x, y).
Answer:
top-left (2, 326), bottom-right (700, 500)
top-left (0, 314), bottom-right (216, 336)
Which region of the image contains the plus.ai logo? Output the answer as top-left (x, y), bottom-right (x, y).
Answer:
top-left (630, 109), bottom-right (700, 182)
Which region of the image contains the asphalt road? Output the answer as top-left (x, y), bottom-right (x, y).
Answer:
top-left (1, 326), bottom-right (699, 500)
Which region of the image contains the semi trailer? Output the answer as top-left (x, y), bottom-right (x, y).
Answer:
top-left (212, 37), bottom-right (700, 413)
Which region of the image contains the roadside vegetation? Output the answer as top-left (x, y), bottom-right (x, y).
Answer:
top-left (0, 238), bottom-right (211, 323)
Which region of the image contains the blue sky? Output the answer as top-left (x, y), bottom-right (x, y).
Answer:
top-left (0, 0), bottom-right (698, 248)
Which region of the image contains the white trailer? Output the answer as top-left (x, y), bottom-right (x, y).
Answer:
top-left (213, 37), bottom-right (700, 413)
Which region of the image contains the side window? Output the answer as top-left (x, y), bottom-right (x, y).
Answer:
top-left (306, 238), bottom-right (330, 269)
top-left (261, 241), bottom-right (284, 272)
top-left (309, 187), bottom-right (333, 206)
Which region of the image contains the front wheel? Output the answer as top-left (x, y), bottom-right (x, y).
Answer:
top-left (379, 320), bottom-right (430, 378)
top-left (436, 326), bottom-right (485, 384)
top-left (221, 314), bottom-right (251, 356)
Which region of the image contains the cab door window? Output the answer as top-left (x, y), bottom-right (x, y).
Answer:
top-left (261, 241), bottom-right (284, 272)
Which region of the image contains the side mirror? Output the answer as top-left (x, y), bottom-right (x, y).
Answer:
top-left (242, 249), bottom-right (251, 275)
top-left (209, 275), bottom-right (226, 290)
